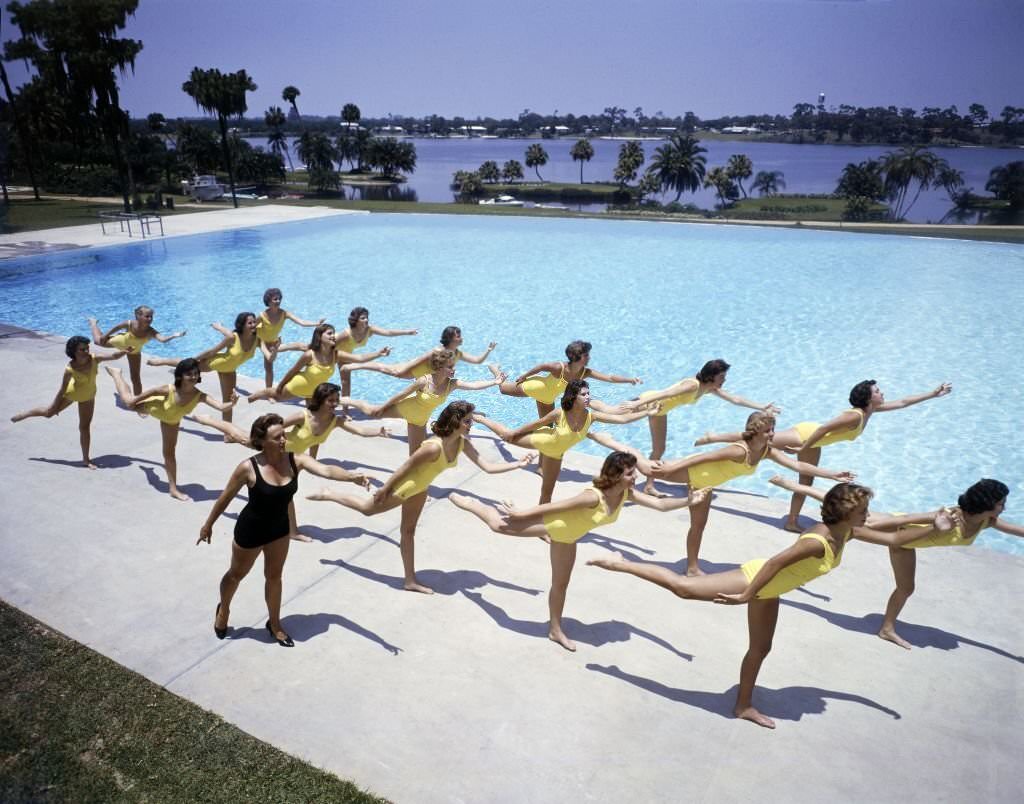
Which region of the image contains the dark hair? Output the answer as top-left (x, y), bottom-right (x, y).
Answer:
top-left (65, 335), bottom-right (90, 358)
top-left (309, 322), bottom-right (335, 352)
top-left (250, 413), bottom-right (284, 450)
top-left (565, 340), bottom-right (592, 363)
top-left (561, 379), bottom-right (589, 411)
top-left (308, 382), bottom-right (340, 412)
top-left (431, 400), bottom-right (474, 437)
top-left (173, 358), bottom-right (201, 388)
top-left (958, 479), bottom-right (1009, 515)
top-left (820, 482), bottom-right (873, 525)
top-left (593, 451), bottom-right (637, 490)
top-left (263, 287), bottom-right (282, 305)
top-left (696, 359), bottom-right (730, 383)
top-left (849, 380), bottom-right (876, 409)
top-left (440, 325), bottom-right (461, 347)
top-left (234, 312), bottom-right (256, 334)
top-left (133, 305), bottom-right (154, 318)
top-left (348, 306), bottom-right (369, 326)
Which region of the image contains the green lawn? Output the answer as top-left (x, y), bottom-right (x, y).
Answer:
top-left (722, 195), bottom-right (886, 222)
top-left (0, 196), bottom-right (217, 234)
top-left (0, 601), bottom-right (385, 803)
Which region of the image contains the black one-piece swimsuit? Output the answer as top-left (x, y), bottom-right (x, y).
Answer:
top-left (234, 453), bottom-right (298, 549)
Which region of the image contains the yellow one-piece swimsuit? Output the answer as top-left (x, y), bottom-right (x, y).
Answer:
top-left (741, 531), bottom-right (847, 599)
top-left (393, 437), bottom-right (463, 500)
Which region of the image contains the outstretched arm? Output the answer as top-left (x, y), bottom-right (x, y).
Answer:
top-left (796, 410), bottom-right (863, 451)
top-left (94, 349), bottom-right (130, 363)
top-left (370, 325), bottom-right (418, 337)
top-left (375, 442), bottom-right (438, 501)
top-left (455, 374), bottom-right (505, 391)
top-left (336, 345), bottom-right (392, 363)
top-left (992, 517), bottom-right (1024, 538)
top-left (630, 486), bottom-right (710, 512)
top-left (585, 367), bottom-right (642, 386)
top-left (294, 453), bottom-right (371, 488)
top-left (716, 537), bottom-right (825, 604)
top-left (514, 361), bottom-right (561, 385)
top-left (338, 415), bottom-right (391, 439)
top-left (194, 334), bottom-right (234, 362)
top-left (101, 320), bottom-right (131, 339)
top-left (853, 509), bottom-right (957, 547)
top-left (274, 351), bottom-right (312, 394)
top-left (198, 462), bottom-right (250, 543)
top-left (586, 431), bottom-right (654, 475)
top-left (285, 310), bottom-right (324, 328)
top-left (767, 448), bottom-right (855, 481)
top-left (712, 387), bottom-right (780, 414)
top-left (210, 322), bottom-right (232, 337)
top-left (373, 379), bottom-right (424, 414)
top-left (153, 329), bottom-right (187, 344)
top-left (459, 342), bottom-right (497, 364)
top-left (200, 391), bottom-right (239, 413)
top-left (462, 439), bottom-right (536, 473)
top-left (592, 408), bottom-right (651, 425)
top-left (622, 378), bottom-right (697, 410)
top-left (877, 382), bottom-right (952, 412)
top-left (503, 488), bottom-right (603, 523)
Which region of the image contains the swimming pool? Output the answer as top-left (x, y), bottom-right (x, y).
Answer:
top-left (2, 214), bottom-right (1022, 553)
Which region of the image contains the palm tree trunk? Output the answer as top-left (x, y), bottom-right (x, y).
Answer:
top-left (0, 61), bottom-right (40, 200)
top-left (579, 161), bottom-right (583, 184)
top-left (218, 115), bottom-right (238, 208)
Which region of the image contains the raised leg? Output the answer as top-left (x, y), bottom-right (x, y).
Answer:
top-left (105, 365), bottom-right (139, 407)
top-left (87, 317), bottom-right (106, 345)
top-left (449, 493), bottom-right (547, 537)
top-left (193, 414), bottom-right (251, 445)
top-left (587, 551), bottom-right (748, 599)
top-left (735, 598), bottom-right (780, 729)
top-left (685, 488), bottom-right (713, 576)
top-left (548, 542), bottom-right (578, 651)
top-left (11, 396), bottom-right (72, 422)
top-left (878, 547), bottom-right (916, 650)
top-left (399, 493), bottom-right (432, 593)
top-left (491, 365), bottom-right (526, 397)
top-left (77, 400), bottom-right (96, 469)
top-left (262, 535), bottom-right (291, 640)
top-left (785, 446), bottom-right (820, 531)
top-left (160, 421), bottom-right (189, 501)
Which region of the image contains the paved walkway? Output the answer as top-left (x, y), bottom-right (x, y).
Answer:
top-left (1, 327), bottom-right (1021, 803)
top-left (0, 204), bottom-right (366, 259)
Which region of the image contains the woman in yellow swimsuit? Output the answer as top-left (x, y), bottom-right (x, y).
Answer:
top-left (697, 379), bottom-right (952, 532)
top-left (770, 475), bottom-right (1023, 650)
top-left (254, 288), bottom-right (323, 388)
top-left (492, 340), bottom-right (641, 418)
top-left (344, 325), bottom-right (497, 380)
top-left (308, 401), bottom-right (535, 594)
top-left (648, 411), bottom-right (854, 576)
top-left (588, 483), bottom-right (954, 729)
top-left (89, 306), bottom-right (186, 394)
top-left (247, 323), bottom-right (338, 404)
top-left (474, 379), bottom-right (652, 504)
top-left (148, 312), bottom-right (260, 426)
top-left (341, 349), bottom-right (504, 454)
top-left (106, 358), bottom-right (238, 501)
top-left (327, 306), bottom-right (417, 398)
top-left (451, 452), bottom-right (709, 651)
top-left (11, 336), bottom-right (129, 468)
top-left (621, 359), bottom-right (779, 496)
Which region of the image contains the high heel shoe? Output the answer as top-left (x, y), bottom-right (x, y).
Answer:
top-left (266, 620), bottom-right (294, 648)
top-left (214, 603), bottom-right (227, 640)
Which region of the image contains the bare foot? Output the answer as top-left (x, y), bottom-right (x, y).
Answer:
top-left (642, 481), bottom-right (669, 498)
top-left (549, 630), bottom-right (577, 652)
top-left (587, 551), bottom-right (627, 571)
top-left (84, 461), bottom-right (98, 470)
top-left (449, 492), bottom-right (475, 511)
top-left (878, 626), bottom-right (912, 650)
top-left (306, 488), bottom-right (336, 502)
top-left (768, 475), bottom-right (790, 490)
top-left (685, 566), bottom-right (706, 577)
top-left (488, 363), bottom-right (503, 379)
top-left (404, 580), bottom-right (434, 594)
top-left (104, 365), bottom-right (121, 379)
top-left (735, 705), bottom-right (775, 729)
top-left (289, 531), bottom-right (314, 543)
top-left (782, 518), bottom-right (802, 533)
top-left (169, 489), bottom-right (192, 502)
top-left (694, 433), bottom-right (713, 446)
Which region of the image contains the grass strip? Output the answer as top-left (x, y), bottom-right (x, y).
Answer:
top-left (0, 600), bottom-right (386, 803)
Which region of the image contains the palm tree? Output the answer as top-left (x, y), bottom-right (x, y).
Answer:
top-left (525, 143), bottom-right (548, 181)
top-left (726, 154), bottom-right (753, 198)
top-left (936, 164), bottom-right (965, 205)
top-left (296, 131), bottom-right (338, 192)
top-left (502, 159), bottom-right (524, 183)
top-left (264, 105), bottom-right (292, 171)
top-left (704, 167), bottom-right (737, 208)
top-left (336, 132), bottom-right (359, 170)
top-left (880, 146), bottom-right (943, 220)
top-left (341, 103), bottom-right (361, 131)
top-left (478, 160), bottom-right (500, 183)
top-left (751, 170), bottom-right (786, 197)
top-left (646, 133), bottom-right (706, 201)
top-left (614, 141), bottom-right (644, 188)
top-left (282, 85), bottom-right (301, 119)
top-left (182, 67), bottom-right (257, 207)
top-left (985, 161), bottom-right (1024, 209)
top-left (570, 138), bottom-right (594, 183)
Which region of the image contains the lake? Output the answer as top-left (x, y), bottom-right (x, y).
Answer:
top-left (247, 136), bottom-right (1021, 222)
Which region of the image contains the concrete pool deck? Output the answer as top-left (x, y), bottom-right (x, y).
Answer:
top-left (1, 328), bottom-right (1021, 803)
top-left (0, 204), bottom-right (367, 259)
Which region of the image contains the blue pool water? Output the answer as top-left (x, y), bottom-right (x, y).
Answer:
top-left (2, 214), bottom-right (1023, 554)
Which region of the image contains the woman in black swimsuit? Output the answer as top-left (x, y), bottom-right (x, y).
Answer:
top-left (198, 413), bottom-right (370, 646)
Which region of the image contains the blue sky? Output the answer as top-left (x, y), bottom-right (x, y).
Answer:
top-left (3, 0), bottom-right (1021, 120)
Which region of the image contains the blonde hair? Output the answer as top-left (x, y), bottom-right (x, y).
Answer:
top-left (741, 411), bottom-right (775, 441)
top-left (430, 348), bottom-right (457, 371)
top-left (821, 483), bottom-right (873, 525)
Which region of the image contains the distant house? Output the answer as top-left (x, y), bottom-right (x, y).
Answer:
top-left (457, 125), bottom-right (489, 136)
top-left (338, 121), bottom-right (361, 132)
top-left (722, 126), bottom-right (760, 134)
top-left (378, 125), bottom-right (405, 135)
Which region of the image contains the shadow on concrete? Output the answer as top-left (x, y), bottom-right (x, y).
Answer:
top-left (139, 464), bottom-right (221, 501)
top-left (462, 589), bottom-right (693, 660)
top-left (782, 600), bottom-right (1024, 662)
top-left (297, 524), bottom-right (395, 546)
top-left (320, 558), bottom-right (541, 597)
top-left (216, 612), bottom-right (402, 654)
top-left (587, 663), bottom-right (902, 723)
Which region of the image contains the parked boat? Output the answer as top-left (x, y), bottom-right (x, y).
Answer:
top-left (180, 175), bottom-right (225, 201)
top-left (479, 195), bottom-right (525, 207)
